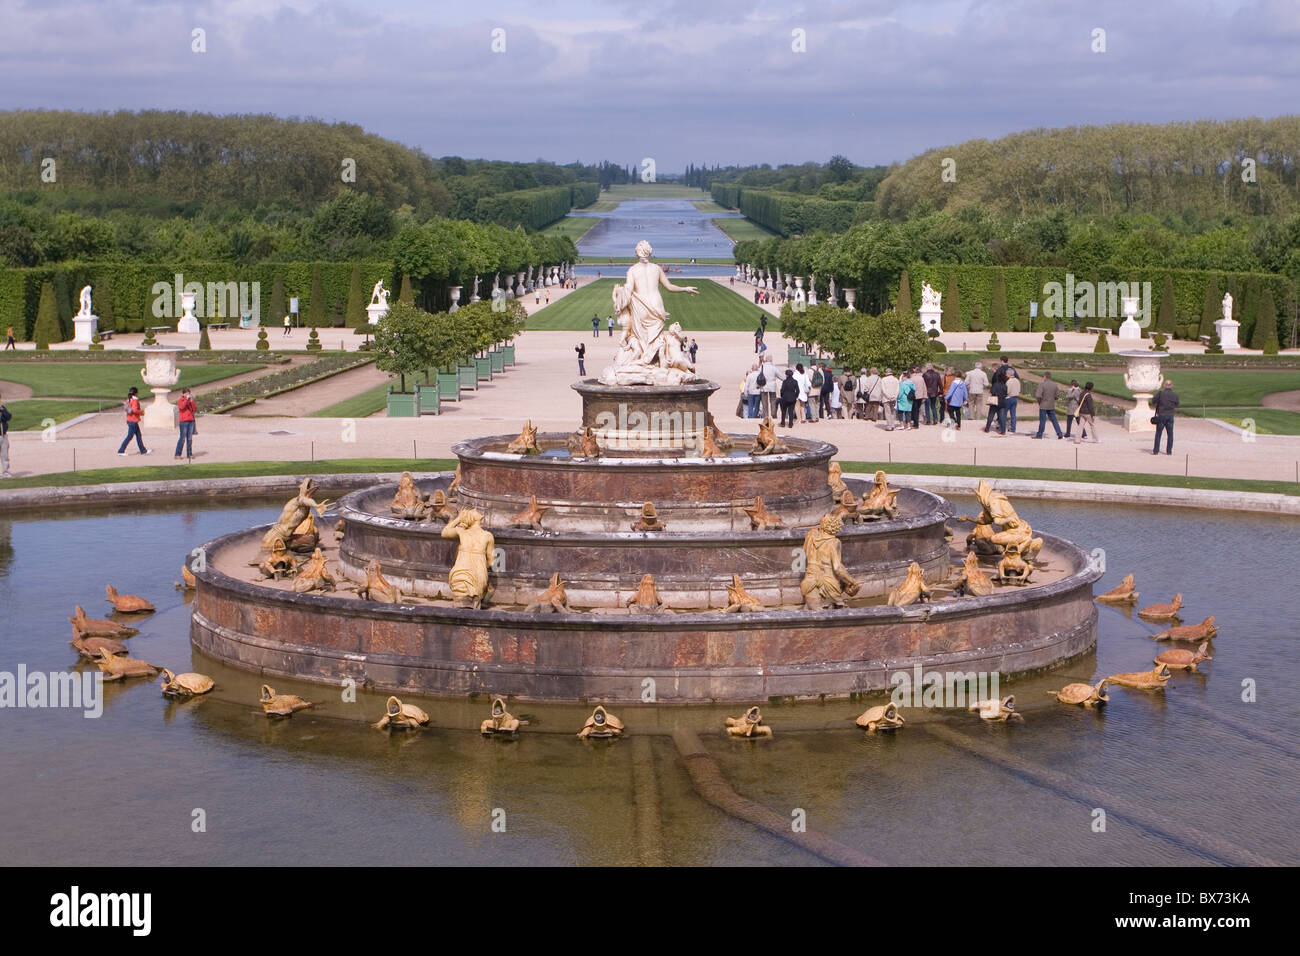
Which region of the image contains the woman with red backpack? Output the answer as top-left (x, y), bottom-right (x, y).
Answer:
top-left (116, 387), bottom-right (150, 456)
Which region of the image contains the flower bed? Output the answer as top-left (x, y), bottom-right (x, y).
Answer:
top-left (197, 353), bottom-right (375, 413)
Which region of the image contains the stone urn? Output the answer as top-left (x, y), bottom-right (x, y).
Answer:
top-left (176, 290), bottom-right (201, 334)
top-left (844, 289), bottom-right (858, 312)
top-left (1121, 350), bottom-right (1165, 432)
top-left (1117, 295), bottom-right (1143, 342)
top-left (448, 286), bottom-right (462, 313)
top-left (138, 344), bottom-right (185, 431)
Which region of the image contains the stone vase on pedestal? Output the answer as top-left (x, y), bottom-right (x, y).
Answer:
top-left (176, 291), bottom-right (201, 334)
top-left (844, 289), bottom-right (857, 312)
top-left (1117, 295), bottom-right (1143, 342)
top-left (448, 286), bottom-right (462, 314)
top-left (138, 345), bottom-right (185, 431)
top-left (1121, 350), bottom-right (1165, 433)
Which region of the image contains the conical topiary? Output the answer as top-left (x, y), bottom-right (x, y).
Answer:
top-left (985, 332), bottom-right (1000, 352)
top-left (256, 327), bottom-right (270, 351)
top-left (33, 280), bottom-right (59, 350)
top-left (1205, 330), bottom-right (1223, 354)
top-left (1262, 327), bottom-right (1280, 355)
top-left (1093, 329), bottom-right (1110, 353)
top-left (306, 327), bottom-right (323, 351)
top-left (198, 323), bottom-right (212, 351)
top-left (1040, 330), bottom-right (1057, 352)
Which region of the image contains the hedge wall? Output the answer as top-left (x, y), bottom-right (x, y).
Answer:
top-left (0, 261), bottom-right (390, 338)
top-left (473, 186), bottom-right (572, 231)
top-left (570, 182), bottom-right (600, 208)
top-left (711, 183), bottom-right (741, 209)
top-left (903, 264), bottom-right (1295, 342)
top-left (738, 189), bottom-right (857, 237)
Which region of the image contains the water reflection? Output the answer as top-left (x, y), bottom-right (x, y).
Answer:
top-left (575, 198), bottom-right (737, 259)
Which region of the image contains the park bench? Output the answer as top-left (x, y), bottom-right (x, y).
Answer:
top-left (207, 323), bottom-right (230, 332)
top-left (98, 329), bottom-right (114, 340)
top-left (1198, 335), bottom-right (1211, 345)
top-left (1085, 326), bottom-right (1109, 336)
top-left (148, 326), bottom-right (171, 335)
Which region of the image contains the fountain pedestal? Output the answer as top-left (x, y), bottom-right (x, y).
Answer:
top-left (1121, 350), bottom-right (1165, 433)
top-left (138, 345), bottom-right (185, 431)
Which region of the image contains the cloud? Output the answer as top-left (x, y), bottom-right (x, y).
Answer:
top-left (0, 0), bottom-right (1293, 170)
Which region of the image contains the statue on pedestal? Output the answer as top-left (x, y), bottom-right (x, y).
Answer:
top-left (920, 282), bottom-right (942, 311)
top-left (77, 286), bottom-right (93, 317)
top-left (599, 241), bottom-right (703, 386)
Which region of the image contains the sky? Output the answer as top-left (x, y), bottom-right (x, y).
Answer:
top-left (2, 0), bottom-right (1298, 172)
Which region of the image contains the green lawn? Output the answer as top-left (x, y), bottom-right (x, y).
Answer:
top-left (1049, 370), bottom-right (1299, 407)
top-left (0, 363), bottom-right (258, 399)
top-left (541, 216), bottom-right (603, 242)
top-left (712, 217), bottom-right (777, 242)
top-left (0, 458), bottom-right (459, 490)
top-left (5, 399), bottom-right (108, 431)
top-left (603, 184), bottom-right (709, 198)
top-left (310, 380), bottom-right (395, 418)
top-left (1182, 407), bottom-right (1300, 435)
top-left (527, 278), bottom-right (777, 331)
top-left (3, 456), bottom-right (1293, 496)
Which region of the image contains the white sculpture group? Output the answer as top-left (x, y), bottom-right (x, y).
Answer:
top-left (598, 242), bottom-right (704, 386)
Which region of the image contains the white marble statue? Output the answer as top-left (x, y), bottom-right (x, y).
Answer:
top-left (370, 280), bottom-right (389, 308)
top-left (598, 241), bottom-right (703, 386)
top-left (77, 285), bottom-right (93, 317)
top-left (1222, 292), bottom-right (1233, 322)
top-left (920, 281), bottom-right (942, 311)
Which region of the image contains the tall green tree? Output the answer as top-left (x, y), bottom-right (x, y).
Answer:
top-left (33, 281), bottom-right (59, 349)
top-left (942, 272), bottom-right (961, 330)
top-left (345, 265), bottom-right (366, 329)
top-left (1251, 286), bottom-right (1277, 350)
top-left (988, 270), bottom-right (1008, 331)
top-left (268, 274), bottom-right (286, 328)
top-left (1199, 274), bottom-right (1220, 340)
top-left (307, 265), bottom-right (326, 328)
top-left (1156, 275), bottom-right (1176, 336)
top-left (896, 270), bottom-right (912, 314)
top-left (398, 273), bottom-right (414, 306)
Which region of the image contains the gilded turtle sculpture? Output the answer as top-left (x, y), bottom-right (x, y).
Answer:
top-left (1137, 593), bottom-right (1183, 622)
top-left (1048, 680), bottom-right (1109, 707)
top-left (743, 495), bottom-right (784, 530)
top-left (887, 562), bottom-right (932, 607)
top-left (69, 606), bottom-right (138, 639)
top-left (627, 573), bottom-right (665, 614)
top-left (105, 584), bottom-right (154, 614)
top-left (725, 705), bottom-right (773, 738)
top-left (956, 550), bottom-right (996, 597)
top-left (94, 648), bottom-right (160, 682)
top-left (260, 684), bottom-right (313, 717)
top-left (373, 695), bottom-right (429, 730)
top-left (722, 574), bottom-right (763, 613)
top-left (970, 695), bottom-right (1023, 721)
top-left (1106, 663), bottom-right (1172, 690)
top-left (1152, 616), bottom-right (1217, 642)
top-left (1155, 642), bottom-right (1212, 672)
top-left (159, 668), bottom-right (215, 699)
top-left (70, 632), bottom-right (128, 660)
top-left (1095, 573), bottom-right (1139, 605)
top-left (855, 702), bottom-right (905, 732)
top-left (505, 420), bottom-right (541, 455)
top-left (577, 705), bottom-right (624, 739)
top-left (523, 572), bottom-right (574, 614)
top-left (480, 697), bottom-right (520, 735)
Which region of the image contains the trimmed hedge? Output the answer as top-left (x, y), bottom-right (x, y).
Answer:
top-left (739, 189), bottom-right (857, 237)
top-left (571, 182), bottom-right (600, 208)
top-left (0, 260), bottom-right (389, 340)
top-left (474, 186), bottom-right (571, 231)
top-left (903, 264), bottom-right (1296, 341)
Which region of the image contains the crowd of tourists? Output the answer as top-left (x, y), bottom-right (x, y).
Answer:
top-left (737, 355), bottom-right (1140, 446)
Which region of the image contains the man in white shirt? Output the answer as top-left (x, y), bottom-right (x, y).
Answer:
top-left (761, 356), bottom-right (779, 419)
top-left (879, 368), bottom-right (900, 430)
top-left (965, 361), bottom-right (989, 422)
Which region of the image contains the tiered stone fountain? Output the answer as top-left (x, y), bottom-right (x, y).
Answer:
top-left (189, 378), bottom-right (1101, 702)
